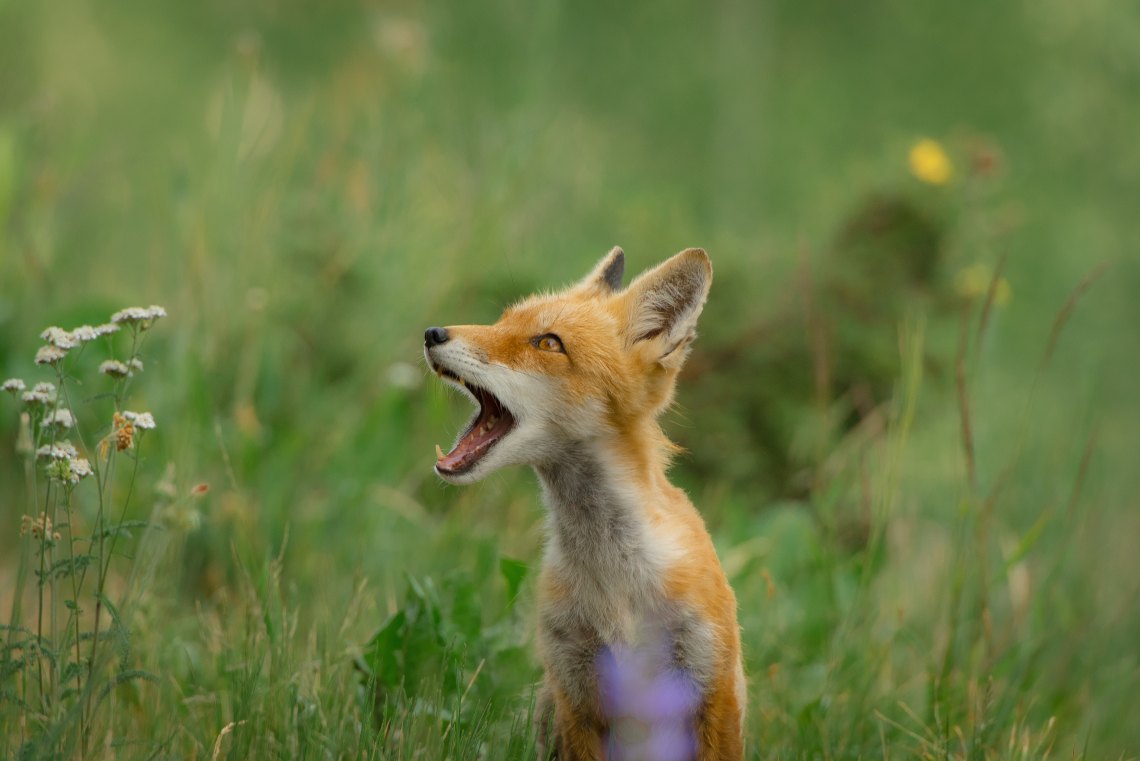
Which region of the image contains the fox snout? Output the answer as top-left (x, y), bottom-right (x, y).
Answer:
top-left (423, 326), bottom-right (450, 347)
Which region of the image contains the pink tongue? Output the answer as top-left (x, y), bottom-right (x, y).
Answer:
top-left (437, 415), bottom-right (511, 472)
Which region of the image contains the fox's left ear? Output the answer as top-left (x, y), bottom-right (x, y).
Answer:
top-left (575, 246), bottom-right (626, 297)
top-left (622, 248), bottom-right (712, 369)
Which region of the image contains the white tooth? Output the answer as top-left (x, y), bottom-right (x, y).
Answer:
top-left (435, 444), bottom-right (444, 460)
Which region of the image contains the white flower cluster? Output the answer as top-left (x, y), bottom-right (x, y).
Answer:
top-left (69, 458), bottom-right (94, 481)
top-left (99, 360), bottom-right (129, 378)
top-left (33, 320), bottom-right (123, 366)
top-left (48, 455), bottom-right (93, 485)
top-left (36, 441), bottom-right (79, 461)
top-left (98, 357), bottom-right (144, 378)
top-left (21, 382), bottom-right (57, 405)
top-left (2, 305), bottom-right (167, 491)
top-left (41, 326), bottom-right (80, 349)
top-left (35, 345), bottom-right (68, 366)
top-left (121, 410), bottom-right (157, 429)
top-left (72, 324), bottom-right (120, 342)
top-left (28, 306), bottom-right (164, 368)
top-left (45, 408), bottom-right (74, 429)
top-left (41, 323), bottom-right (119, 347)
top-left (110, 305), bottom-right (167, 325)
top-left (35, 440), bottom-right (92, 485)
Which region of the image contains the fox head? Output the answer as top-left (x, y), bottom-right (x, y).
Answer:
top-left (424, 247), bottom-right (712, 484)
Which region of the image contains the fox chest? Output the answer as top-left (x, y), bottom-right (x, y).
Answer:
top-left (538, 551), bottom-right (659, 644)
top-left (536, 560), bottom-right (717, 714)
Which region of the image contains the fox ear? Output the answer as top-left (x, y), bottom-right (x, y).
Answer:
top-left (622, 248), bottom-right (712, 367)
top-left (576, 246), bottom-right (626, 296)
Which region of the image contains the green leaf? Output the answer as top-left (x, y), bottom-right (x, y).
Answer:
top-left (1003, 511), bottom-right (1051, 573)
top-left (361, 609), bottom-right (407, 686)
top-left (46, 554), bottom-right (95, 580)
top-left (98, 519), bottom-right (151, 540)
top-left (95, 591), bottom-right (132, 666)
top-left (61, 659), bottom-right (86, 685)
top-left (499, 556), bottom-right (528, 608)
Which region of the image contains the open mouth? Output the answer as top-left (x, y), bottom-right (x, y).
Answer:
top-left (432, 367), bottom-right (517, 476)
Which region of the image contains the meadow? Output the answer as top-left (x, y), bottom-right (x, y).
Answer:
top-left (1, 0), bottom-right (1138, 758)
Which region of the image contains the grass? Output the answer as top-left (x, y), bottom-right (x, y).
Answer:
top-left (1, 0), bottom-right (1138, 758)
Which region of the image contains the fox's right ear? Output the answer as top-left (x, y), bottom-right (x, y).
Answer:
top-left (575, 246), bottom-right (626, 297)
top-left (621, 248), bottom-right (712, 369)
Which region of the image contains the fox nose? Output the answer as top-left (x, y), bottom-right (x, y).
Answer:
top-left (424, 327), bottom-right (450, 347)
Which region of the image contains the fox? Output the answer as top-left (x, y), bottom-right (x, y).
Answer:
top-left (424, 247), bottom-right (745, 760)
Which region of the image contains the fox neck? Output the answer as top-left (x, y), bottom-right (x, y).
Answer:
top-left (534, 427), bottom-right (673, 604)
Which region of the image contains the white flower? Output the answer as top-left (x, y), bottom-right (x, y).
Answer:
top-left (70, 458), bottom-right (93, 481)
top-left (94, 323), bottom-right (120, 337)
top-left (36, 441), bottom-right (79, 460)
top-left (22, 382), bottom-right (57, 405)
top-left (40, 326), bottom-right (79, 349)
top-left (46, 454), bottom-right (93, 485)
top-left (122, 410), bottom-right (156, 429)
top-left (70, 325), bottom-right (101, 343)
top-left (128, 358), bottom-right (144, 373)
top-left (99, 360), bottom-right (130, 378)
top-left (2, 378), bottom-right (26, 394)
top-left (111, 305), bottom-right (167, 325)
top-left (111, 307), bottom-right (149, 324)
top-left (35, 345), bottom-right (68, 365)
top-left (46, 409), bottom-right (74, 429)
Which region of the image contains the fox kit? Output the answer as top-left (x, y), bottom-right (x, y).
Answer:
top-left (424, 247), bottom-right (744, 760)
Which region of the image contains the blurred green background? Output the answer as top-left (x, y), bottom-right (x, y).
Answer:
top-left (1, 0), bottom-right (1138, 758)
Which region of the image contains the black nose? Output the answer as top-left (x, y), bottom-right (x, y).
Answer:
top-left (424, 327), bottom-right (450, 347)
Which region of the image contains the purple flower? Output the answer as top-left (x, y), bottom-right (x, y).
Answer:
top-left (597, 639), bottom-right (701, 761)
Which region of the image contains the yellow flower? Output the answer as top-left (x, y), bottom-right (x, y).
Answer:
top-left (954, 263), bottom-right (1011, 306)
top-left (909, 138), bottom-right (953, 185)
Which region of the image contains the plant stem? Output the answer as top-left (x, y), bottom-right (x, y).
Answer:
top-left (56, 381), bottom-right (89, 748)
top-left (83, 325), bottom-right (143, 749)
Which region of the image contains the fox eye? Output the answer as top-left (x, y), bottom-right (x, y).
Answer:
top-left (532, 333), bottom-right (565, 354)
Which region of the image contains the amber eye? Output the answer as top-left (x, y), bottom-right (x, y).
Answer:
top-left (532, 333), bottom-right (565, 353)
